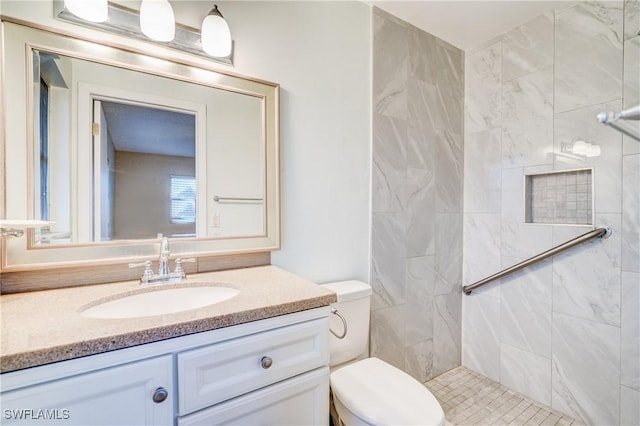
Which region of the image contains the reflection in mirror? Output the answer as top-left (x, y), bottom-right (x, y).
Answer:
top-left (31, 48), bottom-right (265, 246)
top-left (95, 101), bottom-right (196, 241)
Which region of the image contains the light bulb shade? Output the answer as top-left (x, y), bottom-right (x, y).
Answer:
top-left (572, 140), bottom-right (588, 155)
top-left (201, 8), bottom-right (232, 57)
top-left (569, 140), bottom-right (601, 157)
top-left (140, 0), bottom-right (176, 42)
top-left (64, 0), bottom-right (108, 23)
top-left (586, 144), bottom-right (601, 157)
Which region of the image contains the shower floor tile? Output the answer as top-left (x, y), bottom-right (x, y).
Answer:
top-left (424, 366), bottom-right (584, 426)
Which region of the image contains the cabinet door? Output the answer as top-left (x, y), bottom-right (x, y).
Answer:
top-left (178, 367), bottom-right (330, 426)
top-left (1, 356), bottom-right (173, 426)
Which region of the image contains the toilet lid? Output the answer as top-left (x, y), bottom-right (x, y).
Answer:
top-left (330, 357), bottom-right (445, 426)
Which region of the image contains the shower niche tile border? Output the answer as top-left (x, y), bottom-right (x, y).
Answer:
top-left (524, 168), bottom-right (594, 226)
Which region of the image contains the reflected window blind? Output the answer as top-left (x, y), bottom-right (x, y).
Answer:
top-left (170, 175), bottom-right (196, 224)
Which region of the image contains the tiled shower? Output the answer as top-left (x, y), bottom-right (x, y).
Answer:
top-left (370, 8), bottom-right (464, 382)
top-left (371, 1), bottom-right (639, 425)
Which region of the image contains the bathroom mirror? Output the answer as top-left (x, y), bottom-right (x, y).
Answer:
top-left (31, 48), bottom-right (264, 244)
top-left (1, 21), bottom-right (279, 270)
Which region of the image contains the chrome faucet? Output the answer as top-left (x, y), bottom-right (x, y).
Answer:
top-left (129, 237), bottom-right (195, 284)
top-left (158, 237), bottom-right (170, 276)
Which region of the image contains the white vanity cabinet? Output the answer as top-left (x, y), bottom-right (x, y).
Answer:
top-left (0, 355), bottom-right (173, 425)
top-left (1, 307), bottom-right (330, 426)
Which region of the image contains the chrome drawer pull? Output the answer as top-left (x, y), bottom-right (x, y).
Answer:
top-left (261, 356), bottom-right (273, 369)
top-left (152, 387), bottom-right (168, 403)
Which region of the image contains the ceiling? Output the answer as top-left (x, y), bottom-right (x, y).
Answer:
top-left (369, 1), bottom-right (570, 50)
top-left (101, 101), bottom-right (195, 158)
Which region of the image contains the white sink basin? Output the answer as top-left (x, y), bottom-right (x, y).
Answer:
top-left (81, 285), bottom-right (239, 319)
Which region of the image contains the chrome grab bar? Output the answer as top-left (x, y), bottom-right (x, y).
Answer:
top-left (463, 225), bottom-right (612, 295)
top-left (330, 307), bottom-right (347, 339)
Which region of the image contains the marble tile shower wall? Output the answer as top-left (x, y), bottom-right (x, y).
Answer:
top-left (462, 1), bottom-right (640, 425)
top-left (371, 8), bottom-right (464, 382)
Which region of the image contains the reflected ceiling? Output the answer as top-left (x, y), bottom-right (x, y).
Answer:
top-left (101, 101), bottom-right (195, 157)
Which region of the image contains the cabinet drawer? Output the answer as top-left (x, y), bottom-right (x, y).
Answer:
top-left (178, 317), bottom-right (328, 415)
top-left (178, 367), bottom-right (329, 426)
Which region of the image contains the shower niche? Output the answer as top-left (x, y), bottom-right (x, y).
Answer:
top-left (524, 168), bottom-right (594, 226)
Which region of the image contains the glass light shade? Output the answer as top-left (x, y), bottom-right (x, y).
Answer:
top-left (570, 140), bottom-right (601, 157)
top-left (64, 0), bottom-right (108, 23)
top-left (588, 145), bottom-right (602, 157)
top-left (572, 141), bottom-right (588, 156)
top-left (201, 12), bottom-right (232, 57)
top-left (140, 0), bottom-right (176, 42)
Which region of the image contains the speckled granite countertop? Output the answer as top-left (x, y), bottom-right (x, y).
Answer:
top-left (0, 266), bottom-right (336, 373)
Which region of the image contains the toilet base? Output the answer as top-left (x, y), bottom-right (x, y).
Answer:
top-left (331, 389), bottom-right (369, 426)
top-left (328, 390), bottom-right (340, 426)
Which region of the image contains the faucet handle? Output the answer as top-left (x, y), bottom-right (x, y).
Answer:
top-left (129, 260), bottom-right (154, 282)
top-left (174, 258), bottom-right (196, 278)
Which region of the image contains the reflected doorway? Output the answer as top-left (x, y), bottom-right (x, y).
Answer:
top-left (93, 100), bottom-right (196, 241)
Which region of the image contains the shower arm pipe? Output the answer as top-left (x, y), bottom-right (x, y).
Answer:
top-left (463, 226), bottom-right (612, 295)
top-left (600, 120), bottom-right (640, 142)
top-left (597, 104), bottom-right (640, 142)
top-left (617, 104), bottom-right (640, 120)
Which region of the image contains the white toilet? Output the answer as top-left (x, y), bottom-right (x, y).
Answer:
top-left (321, 280), bottom-right (446, 426)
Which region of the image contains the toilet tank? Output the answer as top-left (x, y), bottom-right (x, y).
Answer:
top-left (320, 280), bottom-right (372, 367)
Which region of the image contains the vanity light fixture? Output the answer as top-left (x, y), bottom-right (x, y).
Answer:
top-left (562, 140), bottom-right (601, 158)
top-left (140, 0), bottom-right (176, 42)
top-left (54, 1), bottom-right (234, 65)
top-left (201, 5), bottom-right (232, 58)
top-left (64, 0), bottom-right (108, 23)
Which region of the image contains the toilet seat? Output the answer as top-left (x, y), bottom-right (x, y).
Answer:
top-left (330, 357), bottom-right (445, 426)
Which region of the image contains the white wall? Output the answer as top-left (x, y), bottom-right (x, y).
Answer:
top-left (216, 2), bottom-right (372, 284)
top-left (0, 1), bottom-right (372, 284)
top-left (113, 151), bottom-right (195, 239)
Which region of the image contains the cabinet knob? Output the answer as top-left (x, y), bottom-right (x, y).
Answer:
top-left (152, 387), bottom-right (168, 403)
top-left (261, 356), bottom-right (273, 369)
